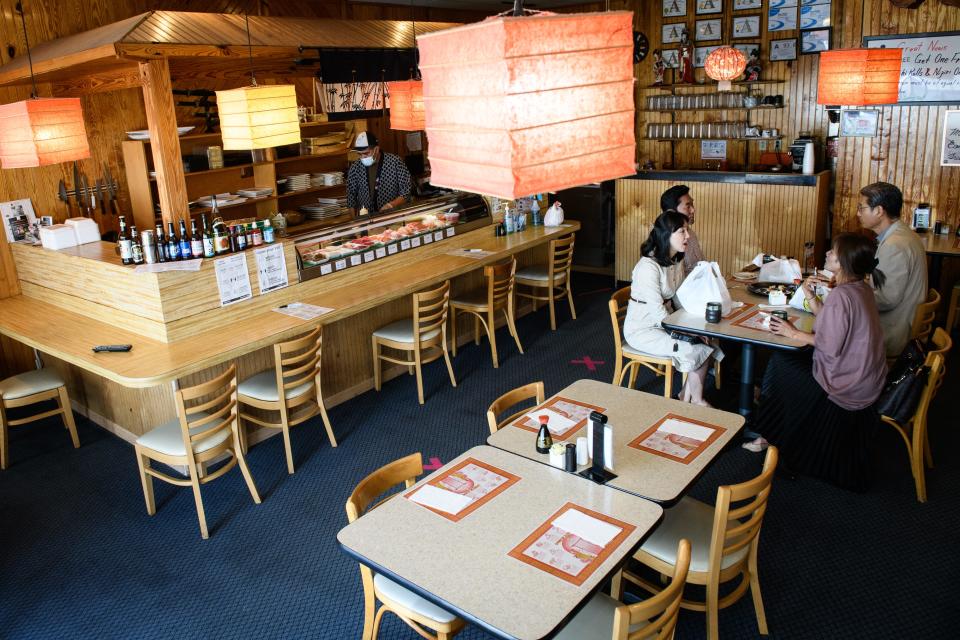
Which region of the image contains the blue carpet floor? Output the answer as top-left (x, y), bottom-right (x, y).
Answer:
top-left (1, 273), bottom-right (958, 639)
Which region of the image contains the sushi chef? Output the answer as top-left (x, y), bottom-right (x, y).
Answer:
top-left (346, 131), bottom-right (412, 216)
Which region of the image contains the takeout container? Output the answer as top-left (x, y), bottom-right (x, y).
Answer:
top-left (39, 224), bottom-right (78, 250)
top-left (64, 217), bottom-right (101, 245)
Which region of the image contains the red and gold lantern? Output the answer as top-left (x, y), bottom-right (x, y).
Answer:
top-left (817, 48), bottom-right (903, 105)
top-left (705, 46), bottom-right (747, 91)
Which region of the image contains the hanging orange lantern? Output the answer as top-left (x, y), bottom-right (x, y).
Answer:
top-left (817, 48), bottom-right (903, 105)
top-left (417, 10), bottom-right (636, 199)
top-left (387, 80), bottom-right (425, 131)
top-left (0, 97), bottom-right (90, 169)
top-left (705, 46), bottom-right (747, 91)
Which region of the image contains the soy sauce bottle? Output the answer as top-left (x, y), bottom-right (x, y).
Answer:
top-left (535, 415), bottom-right (553, 454)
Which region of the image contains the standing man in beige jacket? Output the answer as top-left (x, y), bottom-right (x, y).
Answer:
top-left (856, 182), bottom-right (928, 358)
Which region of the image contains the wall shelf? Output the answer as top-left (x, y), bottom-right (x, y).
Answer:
top-left (641, 136), bottom-right (783, 142)
top-left (639, 106), bottom-right (785, 113)
top-left (645, 79), bottom-right (787, 91)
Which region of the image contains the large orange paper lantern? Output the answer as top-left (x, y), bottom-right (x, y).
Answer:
top-left (817, 49), bottom-right (903, 105)
top-left (387, 80), bottom-right (425, 131)
top-left (0, 97), bottom-right (90, 169)
top-left (417, 10), bottom-right (636, 199)
top-left (705, 46), bottom-right (747, 91)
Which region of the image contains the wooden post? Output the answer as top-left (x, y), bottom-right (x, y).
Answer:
top-left (139, 59), bottom-right (188, 227)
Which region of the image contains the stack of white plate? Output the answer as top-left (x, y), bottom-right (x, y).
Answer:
top-left (301, 196), bottom-right (348, 220)
top-left (280, 173), bottom-right (311, 193)
top-left (236, 187), bottom-right (274, 198)
top-left (312, 171), bottom-right (344, 187)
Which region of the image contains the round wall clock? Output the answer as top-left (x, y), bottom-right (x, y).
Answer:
top-left (634, 31), bottom-right (650, 63)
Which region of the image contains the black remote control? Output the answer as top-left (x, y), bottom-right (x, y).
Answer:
top-left (92, 345), bottom-right (133, 353)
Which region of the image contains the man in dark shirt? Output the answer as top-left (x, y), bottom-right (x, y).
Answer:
top-left (346, 131), bottom-right (412, 216)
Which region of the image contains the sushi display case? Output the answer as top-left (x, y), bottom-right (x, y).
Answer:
top-left (293, 192), bottom-right (491, 281)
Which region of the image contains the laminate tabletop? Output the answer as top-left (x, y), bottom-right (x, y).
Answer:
top-left (921, 233), bottom-right (960, 257)
top-left (487, 379), bottom-right (744, 505)
top-left (337, 445), bottom-right (662, 640)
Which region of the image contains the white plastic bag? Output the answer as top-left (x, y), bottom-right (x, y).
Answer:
top-left (543, 201), bottom-right (564, 227)
top-left (759, 257), bottom-right (802, 284)
top-left (789, 280), bottom-right (831, 311)
top-left (676, 261), bottom-right (733, 316)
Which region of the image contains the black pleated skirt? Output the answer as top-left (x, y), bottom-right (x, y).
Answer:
top-left (756, 350), bottom-right (879, 491)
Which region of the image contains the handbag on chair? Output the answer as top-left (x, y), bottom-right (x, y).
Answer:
top-left (876, 339), bottom-right (929, 424)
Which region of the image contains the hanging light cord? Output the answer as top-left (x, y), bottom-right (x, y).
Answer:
top-left (245, 14), bottom-right (257, 87)
top-left (410, 0), bottom-right (416, 80)
top-left (513, 0), bottom-right (524, 17)
top-left (15, 1), bottom-right (38, 99)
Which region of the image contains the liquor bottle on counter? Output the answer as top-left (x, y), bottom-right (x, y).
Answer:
top-left (153, 225), bottom-right (166, 263)
top-left (190, 219), bottom-right (203, 259)
top-left (166, 222), bottom-right (181, 261)
top-left (250, 221), bottom-right (263, 246)
top-left (130, 225), bottom-right (144, 265)
top-left (201, 214), bottom-right (215, 258)
top-left (262, 219), bottom-right (275, 244)
top-left (235, 223), bottom-right (248, 251)
top-left (228, 225), bottom-right (239, 253)
top-left (118, 216), bottom-right (133, 265)
top-left (213, 220), bottom-right (230, 255)
top-left (178, 219), bottom-right (191, 259)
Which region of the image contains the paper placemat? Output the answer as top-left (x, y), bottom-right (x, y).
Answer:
top-left (447, 248), bottom-right (494, 259)
top-left (508, 502), bottom-right (635, 586)
top-left (627, 413), bottom-right (726, 464)
top-left (405, 457), bottom-right (520, 522)
top-left (272, 302), bottom-right (334, 320)
top-left (730, 308), bottom-right (799, 332)
top-left (513, 397), bottom-right (605, 440)
top-left (724, 301), bottom-right (755, 320)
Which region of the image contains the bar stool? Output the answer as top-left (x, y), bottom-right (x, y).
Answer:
top-left (134, 364), bottom-right (260, 539)
top-left (515, 233), bottom-right (576, 330)
top-left (372, 280), bottom-right (457, 405)
top-left (237, 327), bottom-right (337, 475)
top-left (0, 368), bottom-right (80, 470)
top-left (450, 257), bottom-right (523, 368)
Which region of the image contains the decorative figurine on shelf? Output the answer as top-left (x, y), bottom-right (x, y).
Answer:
top-left (678, 27), bottom-right (695, 84)
top-left (744, 48), bottom-right (762, 83)
top-left (652, 49), bottom-right (666, 86)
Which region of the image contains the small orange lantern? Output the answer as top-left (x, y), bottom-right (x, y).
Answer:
top-left (0, 97), bottom-right (90, 169)
top-left (387, 80), bottom-right (425, 131)
top-left (817, 48), bottom-right (903, 105)
top-left (417, 10), bottom-right (636, 199)
top-left (705, 46), bottom-right (747, 91)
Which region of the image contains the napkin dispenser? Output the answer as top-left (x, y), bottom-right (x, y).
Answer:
top-left (39, 224), bottom-right (78, 250)
top-left (579, 411), bottom-right (617, 484)
top-left (63, 217), bottom-right (101, 245)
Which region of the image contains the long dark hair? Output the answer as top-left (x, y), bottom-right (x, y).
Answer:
top-left (642, 210), bottom-right (688, 267)
top-left (833, 232), bottom-right (886, 289)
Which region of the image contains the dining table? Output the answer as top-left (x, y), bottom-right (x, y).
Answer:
top-left (337, 445), bottom-right (663, 640)
top-left (661, 284), bottom-right (815, 420)
top-left (486, 379), bottom-right (744, 505)
top-left (921, 232), bottom-right (960, 292)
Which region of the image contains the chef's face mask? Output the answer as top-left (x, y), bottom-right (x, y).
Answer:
top-left (360, 156), bottom-right (376, 167)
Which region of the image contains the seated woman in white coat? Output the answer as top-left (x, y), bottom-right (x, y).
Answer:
top-left (624, 210), bottom-right (723, 406)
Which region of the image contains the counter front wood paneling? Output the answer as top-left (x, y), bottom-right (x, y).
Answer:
top-left (615, 172), bottom-right (829, 281)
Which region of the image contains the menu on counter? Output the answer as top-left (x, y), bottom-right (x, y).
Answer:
top-left (627, 413), bottom-right (726, 464)
top-left (447, 248), bottom-right (494, 260)
top-left (405, 458), bottom-right (520, 522)
top-left (214, 253), bottom-right (253, 306)
top-left (254, 244), bottom-right (289, 294)
top-left (508, 503), bottom-right (635, 586)
top-left (513, 397), bottom-right (605, 440)
top-left (272, 302), bottom-right (334, 321)
top-left (134, 258), bottom-right (203, 273)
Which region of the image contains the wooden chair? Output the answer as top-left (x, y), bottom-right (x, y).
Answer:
top-left (372, 280), bottom-right (457, 405)
top-left (237, 327), bottom-right (337, 475)
top-left (0, 368), bottom-right (80, 470)
top-left (515, 233), bottom-right (576, 330)
top-left (556, 539), bottom-right (691, 640)
top-left (346, 453), bottom-right (465, 640)
top-left (485, 381), bottom-right (545, 434)
top-left (624, 447), bottom-right (778, 640)
top-left (910, 288), bottom-right (941, 342)
top-left (881, 351), bottom-right (946, 503)
top-left (946, 283), bottom-right (959, 334)
top-left (450, 257), bottom-right (523, 368)
top-left (134, 364), bottom-right (261, 539)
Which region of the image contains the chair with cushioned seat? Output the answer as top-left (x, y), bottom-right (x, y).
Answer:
top-left (486, 381), bottom-right (545, 434)
top-left (623, 447), bottom-right (778, 640)
top-left (450, 257), bottom-right (523, 369)
top-left (0, 367), bottom-right (80, 470)
top-left (555, 539), bottom-right (691, 640)
top-left (910, 288), bottom-right (941, 343)
top-left (346, 452), bottom-right (465, 640)
top-left (372, 280), bottom-right (456, 405)
top-left (134, 364), bottom-right (260, 539)
top-left (237, 327), bottom-right (337, 474)
top-left (515, 233), bottom-right (576, 330)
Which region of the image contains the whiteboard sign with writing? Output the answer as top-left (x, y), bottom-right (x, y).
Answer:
top-left (942, 110), bottom-right (960, 166)
top-left (866, 31), bottom-right (960, 104)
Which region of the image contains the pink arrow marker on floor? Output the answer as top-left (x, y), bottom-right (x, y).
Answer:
top-left (423, 457), bottom-right (444, 470)
top-left (571, 356), bottom-right (605, 371)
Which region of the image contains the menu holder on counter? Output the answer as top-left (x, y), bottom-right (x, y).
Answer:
top-left (627, 413), bottom-right (726, 464)
top-left (508, 502), bottom-right (635, 586)
top-left (513, 397), bottom-right (605, 440)
top-left (405, 458), bottom-right (520, 522)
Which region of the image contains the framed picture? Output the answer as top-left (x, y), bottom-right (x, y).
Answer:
top-left (801, 28), bottom-right (831, 54)
top-left (734, 42), bottom-right (760, 60)
top-left (733, 15), bottom-right (761, 38)
top-left (0, 199), bottom-right (37, 244)
top-left (799, 3), bottom-right (832, 29)
top-left (662, 22), bottom-right (686, 44)
top-left (770, 38), bottom-right (798, 61)
top-left (734, 0), bottom-right (762, 9)
top-left (696, 0), bottom-right (723, 15)
top-left (663, 0), bottom-right (687, 17)
top-left (768, 6), bottom-right (798, 31)
top-left (695, 45), bottom-right (722, 67)
top-left (941, 110), bottom-right (960, 166)
top-left (662, 48), bottom-right (681, 69)
top-left (770, 0), bottom-right (800, 7)
top-left (701, 140), bottom-right (728, 159)
top-left (840, 110), bottom-right (880, 137)
top-left (695, 19), bottom-right (723, 41)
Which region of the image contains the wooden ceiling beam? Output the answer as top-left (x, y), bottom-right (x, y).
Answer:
top-left (51, 68), bottom-right (142, 98)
